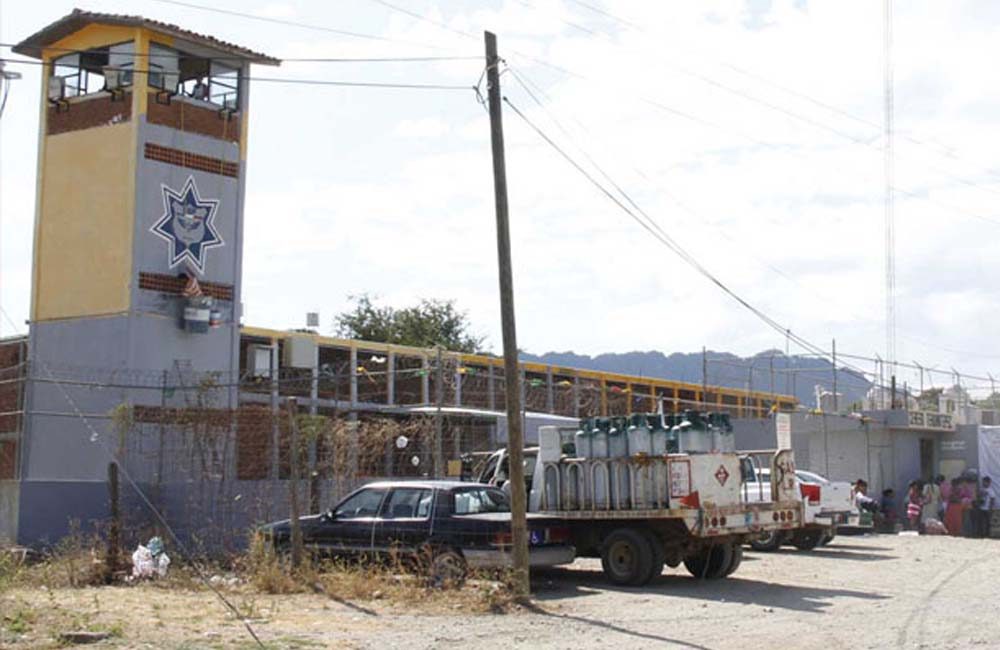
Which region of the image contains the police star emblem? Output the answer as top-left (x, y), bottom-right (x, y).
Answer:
top-left (151, 176), bottom-right (223, 274)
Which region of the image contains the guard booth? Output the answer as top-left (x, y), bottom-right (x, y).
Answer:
top-left (3, 10), bottom-right (278, 546)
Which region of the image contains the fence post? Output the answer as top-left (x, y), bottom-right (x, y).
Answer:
top-left (106, 462), bottom-right (121, 582)
top-left (286, 398), bottom-right (303, 569)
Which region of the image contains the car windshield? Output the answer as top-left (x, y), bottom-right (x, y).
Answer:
top-left (333, 488), bottom-right (386, 519)
top-left (453, 487), bottom-right (510, 514)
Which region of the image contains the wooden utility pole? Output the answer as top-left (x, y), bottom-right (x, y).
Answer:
top-left (701, 347), bottom-right (708, 410)
top-left (832, 339), bottom-right (838, 413)
top-left (286, 397), bottom-right (303, 569)
top-left (434, 346), bottom-right (444, 477)
top-left (485, 30), bottom-right (529, 597)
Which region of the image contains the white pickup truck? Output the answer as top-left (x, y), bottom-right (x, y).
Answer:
top-left (473, 428), bottom-right (805, 586)
top-left (740, 458), bottom-right (854, 551)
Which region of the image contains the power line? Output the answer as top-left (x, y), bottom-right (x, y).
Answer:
top-left (502, 95), bottom-right (863, 376)
top-left (1, 57), bottom-right (474, 91)
top-left (148, 0), bottom-right (449, 50)
top-left (552, 0), bottom-right (1000, 194)
top-left (0, 307), bottom-right (265, 648)
top-left (369, 0), bottom-right (477, 40)
top-left (0, 42), bottom-right (480, 63)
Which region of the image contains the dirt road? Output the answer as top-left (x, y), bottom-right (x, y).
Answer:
top-left (4, 534), bottom-right (999, 649)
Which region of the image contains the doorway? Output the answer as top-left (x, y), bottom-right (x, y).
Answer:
top-left (920, 438), bottom-right (935, 480)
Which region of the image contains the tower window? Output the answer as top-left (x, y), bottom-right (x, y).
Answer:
top-left (149, 42), bottom-right (241, 111)
top-left (50, 41), bottom-right (134, 99)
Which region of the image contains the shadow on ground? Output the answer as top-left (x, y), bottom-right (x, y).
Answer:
top-left (531, 566), bottom-right (890, 615)
top-left (520, 599), bottom-right (717, 650)
top-left (761, 546), bottom-right (898, 562)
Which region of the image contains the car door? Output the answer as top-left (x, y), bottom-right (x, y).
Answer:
top-left (374, 487), bottom-right (435, 557)
top-left (313, 487), bottom-right (387, 557)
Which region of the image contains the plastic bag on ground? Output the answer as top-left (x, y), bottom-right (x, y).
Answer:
top-left (130, 537), bottom-right (171, 580)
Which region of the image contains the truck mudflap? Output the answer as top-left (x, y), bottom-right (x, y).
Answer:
top-left (697, 500), bottom-right (803, 537)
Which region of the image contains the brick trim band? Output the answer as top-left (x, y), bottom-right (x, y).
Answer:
top-left (139, 272), bottom-right (234, 301)
top-left (144, 143), bottom-right (239, 178)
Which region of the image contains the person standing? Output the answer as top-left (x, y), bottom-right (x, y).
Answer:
top-left (936, 475), bottom-right (950, 520)
top-left (906, 480), bottom-right (924, 532)
top-left (945, 478), bottom-right (965, 536)
top-left (922, 477), bottom-right (942, 525)
top-left (976, 476), bottom-right (996, 538)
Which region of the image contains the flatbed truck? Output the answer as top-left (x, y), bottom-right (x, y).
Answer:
top-left (474, 426), bottom-right (805, 585)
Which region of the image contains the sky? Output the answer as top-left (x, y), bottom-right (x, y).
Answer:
top-left (1, 0), bottom-right (1000, 396)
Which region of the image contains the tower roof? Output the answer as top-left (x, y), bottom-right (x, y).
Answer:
top-left (13, 8), bottom-right (280, 65)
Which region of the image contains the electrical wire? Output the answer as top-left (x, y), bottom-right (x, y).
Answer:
top-left (0, 42), bottom-right (480, 63)
top-left (148, 0), bottom-right (450, 50)
top-left (502, 95), bottom-right (861, 376)
top-left (0, 308), bottom-right (265, 649)
top-left (0, 57), bottom-right (474, 91)
top-left (553, 0), bottom-right (1000, 193)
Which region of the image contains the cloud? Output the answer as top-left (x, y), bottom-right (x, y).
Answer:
top-left (2, 0), bottom-right (999, 390)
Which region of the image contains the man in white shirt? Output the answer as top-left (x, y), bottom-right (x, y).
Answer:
top-left (976, 476), bottom-right (995, 538)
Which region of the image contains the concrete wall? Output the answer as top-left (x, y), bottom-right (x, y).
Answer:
top-left (733, 411), bottom-right (947, 504)
top-left (0, 481), bottom-right (18, 545)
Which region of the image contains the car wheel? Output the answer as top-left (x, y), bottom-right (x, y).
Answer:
top-left (601, 529), bottom-right (654, 587)
top-left (749, 530), bottom-right (785, 552)
top-left (429, 549), bottom-right (467, 588)
top-left (683, 544), bottom-right (734, 580)
top-left (791, 529), bottom-right (823, 551)
top-left (819, 530), bottom-right (836, 546)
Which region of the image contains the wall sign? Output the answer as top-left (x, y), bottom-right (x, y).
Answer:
top-left (906, 410), bottom-right (955, 431)
top-left (151, 175), bottom-right (223, 274)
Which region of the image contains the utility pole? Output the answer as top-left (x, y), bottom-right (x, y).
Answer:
top-left (702, 347), bottom-right (708, 410)
top-left (769, 354), bottom-right (775, 399)
top-left (832, 339), bottom-right (838, 413)
top-left (485, 30), bottom-right (529, 597)
top-left (434, 346), bottom-right (444, 477)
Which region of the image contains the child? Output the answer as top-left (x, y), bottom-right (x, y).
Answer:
top-left (906, 480), bottom-right (924, 531)
top-left (879, 488), bottom-right (898, 532)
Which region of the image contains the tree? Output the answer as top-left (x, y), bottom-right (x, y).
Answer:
top-left (334, 294), bottom-right (486, 353)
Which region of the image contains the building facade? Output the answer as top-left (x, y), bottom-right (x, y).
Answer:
top-left (0, 11), bottom-right (796, 548)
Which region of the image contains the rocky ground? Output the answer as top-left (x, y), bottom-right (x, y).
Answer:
top-left (2, 533), bottom-right (998, 649)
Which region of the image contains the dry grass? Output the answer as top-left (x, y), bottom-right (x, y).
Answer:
top-left (1, 530), bottom-right (521, 647)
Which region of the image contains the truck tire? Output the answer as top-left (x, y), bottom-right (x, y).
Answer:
top-left (601, 528), bottom-right (654, 587)
top-left (723, 543), bottom-right (744, 577)
top-left (791, 529), bottom-right (823, 551)
top-left (819, 530), bottom-right (836, 546)
top-left (749, 530), bottom-right (785, 552)
top-left (683, 544), bottom-right (734, 580)
top-left (638, 528), bottom-right (665, 584)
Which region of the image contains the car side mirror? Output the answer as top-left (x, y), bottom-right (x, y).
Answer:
top-left (322, 509), bottom-right (335, 521)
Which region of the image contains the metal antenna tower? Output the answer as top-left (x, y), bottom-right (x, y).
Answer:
top-left (884, 0), bottom-right (897, 374)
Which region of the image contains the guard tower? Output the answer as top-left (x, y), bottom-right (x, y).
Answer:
top-left (7, 10), bottom-right (278, 545)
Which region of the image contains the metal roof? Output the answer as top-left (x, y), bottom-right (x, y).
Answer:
top-left (13, 8), bottom-right (280, 65)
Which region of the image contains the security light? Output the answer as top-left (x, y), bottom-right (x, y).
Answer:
top-left (47, 76), bottom-right (68, 112)
top-left (103, 66), bottom-right (125, 101)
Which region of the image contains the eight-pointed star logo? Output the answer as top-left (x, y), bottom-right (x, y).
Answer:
top-left (151, 176), bottom-right (223, 274)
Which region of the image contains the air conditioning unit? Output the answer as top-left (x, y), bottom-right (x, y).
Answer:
top-left (247, 344), bottom-right (273, 379)
top-left (283, 335), bottom-right (317, 369)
